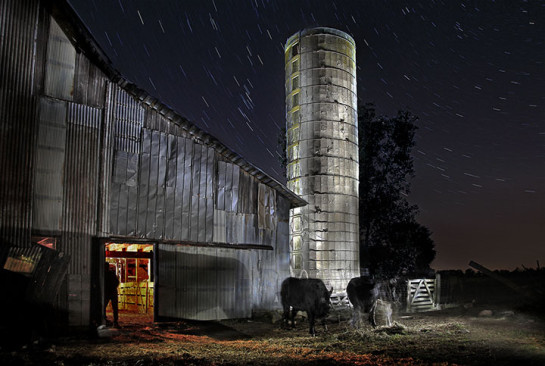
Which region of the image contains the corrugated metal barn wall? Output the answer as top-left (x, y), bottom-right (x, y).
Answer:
top-left (35, 12), bottom-right (109, 326)
top-left (106, 87), bottom-right (279, 246)
top-left (0, 0), bottom-right (40, 248)
top-left (156, 193), bottom-right (290, 321)
top-left (98, 85), bottom-right (287, 320)
top-left (2, 0), bottom-right (296, 326)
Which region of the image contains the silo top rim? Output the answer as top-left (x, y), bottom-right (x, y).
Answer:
top-left (285, 27), bottom-right (355, 50)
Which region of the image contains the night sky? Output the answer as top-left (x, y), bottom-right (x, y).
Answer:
top-left (69, 0), bottom-right (544, 271)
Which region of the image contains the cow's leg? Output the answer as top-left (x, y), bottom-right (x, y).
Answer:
top-left (308, 311), bottom-right (316, 336)
top-left (350, 305), bottom-right (361, 328)
top-left (369, 300), bottom-right (377, 328)
top-left (282, 305), bottom-right (291, 329)
top-left (290, 307), bottom-right (297, 328)
top-left (321, 316), bottom-right (328, 332)
top-left (385, 301), bottom-right (393, 327)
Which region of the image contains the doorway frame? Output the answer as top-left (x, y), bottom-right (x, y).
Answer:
top-left (92, 238), bottom-right (157, 326)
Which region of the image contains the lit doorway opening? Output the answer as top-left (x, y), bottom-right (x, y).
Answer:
top-left (105, 243), bottom-right (154, 326)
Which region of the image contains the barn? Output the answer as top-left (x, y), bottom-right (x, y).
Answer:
top-left (0, 0), bottom-right (305, 331)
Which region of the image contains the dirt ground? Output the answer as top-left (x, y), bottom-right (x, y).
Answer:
top-left (2, 305), bottom-right (544, 366)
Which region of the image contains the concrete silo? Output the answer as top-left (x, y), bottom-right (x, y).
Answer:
top-left (285, 27), bottom-right (359, 292)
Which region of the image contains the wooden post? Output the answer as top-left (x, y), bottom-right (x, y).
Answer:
top-left (435, 273), bottom-right (441, 310)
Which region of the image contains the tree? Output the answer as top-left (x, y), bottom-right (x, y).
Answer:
top-left (358, 103), bottom-right (435, 278)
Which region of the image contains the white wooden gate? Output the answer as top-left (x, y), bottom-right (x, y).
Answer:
top-left (406, 278), bottom-right (440, 312)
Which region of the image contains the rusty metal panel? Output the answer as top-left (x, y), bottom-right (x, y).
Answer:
top-left (44, 17), bottom-right (76, 100)
top-left (33, 97), bottom-right (66, 232)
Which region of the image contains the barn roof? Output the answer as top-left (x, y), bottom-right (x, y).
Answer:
top-left (45, 0), bottom-right (306, 208)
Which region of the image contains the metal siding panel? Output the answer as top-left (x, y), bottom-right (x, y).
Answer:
top-left (98, 83), bottom-right (115, 235)
top-left (190, 142), bottom-right (201, 242)
top-left (155, 132), bottom-right (167, 239)
top-left (181, 139), bottom-right (192, 240)
top-left (64, 103), bottom-right (101, 235)
top-left (126, 152), bottom-right (139, 236)
top-left (190, 195), bottom-right (199, 242)
top-left (164, 134), bottom-right (177, 239)
top-left (214, 209), bottom-right (226, 243)
top-left (59, 233), bottom-right (91, 326)
top-left (198, 197), bottom-right (207, 243)
top-left (73, 53), bottom-right (90, 104)
top-left (217, 161), bottom-right (226, 211)
top-left (238, 171), bottom-right (249, 213)
top-left (180, 246), bottom-right (199, 319)
top-left (0, 0), bottom-right (42, 246)
top-left (198, 146), bottom-right (208, 242)
top-left (205, 198), bottom-right (214, 243)
top-left (217, 248), bottom-right (234, 318)
top-left (225, 163), bottom-right (233, 212)
top-left (147, 131), bottom-right (160, 237)
top-left (44, 18), bottom-right (76, 100)
top-left (231, 165), bottom-right (240, 213)
top-left (110, 151), bottom-right (125, 234)
top-left (199, 145), bottom-right (208, 197)
top-left (137, 128), bottom-right (151, 237)
top-left (157, 244), bottom-right (176, 318)
top-left (83, 58), bottom-right (107, 108)
top-left (206, 147), bottom-right (214, 198)
top-left (173, 136), bottom-right (185, 240)
top-left (196, 247), bottom-right (218, 320)
top-left (33, 97), bottom-right (66, 232)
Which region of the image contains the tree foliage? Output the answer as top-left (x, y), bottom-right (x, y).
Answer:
top-left (358, 103), bottom-right (435, 278)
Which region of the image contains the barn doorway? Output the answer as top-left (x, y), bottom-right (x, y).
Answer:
top-left (105, 242), bottom-right (155, 326)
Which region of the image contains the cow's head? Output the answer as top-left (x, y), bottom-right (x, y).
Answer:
top-left (317, 286), bottom-right (334, 316)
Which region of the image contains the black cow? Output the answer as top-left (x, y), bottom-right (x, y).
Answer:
top-left (280, 277), bottom-right (333, 336)
top-left (346, 276), bottom-right (398, 327)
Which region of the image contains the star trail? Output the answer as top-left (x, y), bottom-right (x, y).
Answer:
top-left (69, 0), bottom-right (544, 270)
